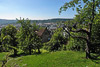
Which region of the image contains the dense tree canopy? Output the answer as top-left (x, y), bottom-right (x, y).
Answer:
top-left (1, 24), bottom-right (17, 56)
top-left (17, 18), bottom-right (42, 54)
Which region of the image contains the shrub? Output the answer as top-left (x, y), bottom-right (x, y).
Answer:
top-left (67, 37), bottom-right (86, 51)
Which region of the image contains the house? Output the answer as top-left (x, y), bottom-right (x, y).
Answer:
top-left (36, 27), bottom-right (51, 43)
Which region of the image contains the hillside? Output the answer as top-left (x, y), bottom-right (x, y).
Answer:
top-left (0, 18), bottom-right (73, 25)
top-left (0, 19), bottom-right (17, 25)
top-left (33, 18), bottom-right (73, 23)
top-left (0, 51), bottom-right (100, 67)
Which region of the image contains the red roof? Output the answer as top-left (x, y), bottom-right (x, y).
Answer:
top-left (36, 28), bottom-right (46, 36)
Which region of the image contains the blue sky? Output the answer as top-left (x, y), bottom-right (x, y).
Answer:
top-left (0, 0), bottom-right (77, 20)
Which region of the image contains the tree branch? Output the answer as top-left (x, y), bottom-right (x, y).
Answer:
top-left (71, 35), bottom-right (88, 42)
top-left (64, 28), bottom-right (88, 42)
top-left (70, 29), bottom-right (90, 35)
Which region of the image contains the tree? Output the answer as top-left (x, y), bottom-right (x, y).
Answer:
top-left (60, 0), bottom-right (100, 59)
top-left (17, 18), bottom-right (42, 54)
top-left (0, 31), bottom-right (2, 52)
top-left (45, 28), bottom-right (67, 51)
top-left (33, 33), bottom-right (42, 53)
top-left (1, 24), bottom-right (17, 56)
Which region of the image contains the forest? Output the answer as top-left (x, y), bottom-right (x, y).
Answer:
top-left (0, 0), bottom-right (100, 67)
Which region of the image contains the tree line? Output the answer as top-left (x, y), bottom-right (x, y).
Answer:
top-left (0, 18), bottom-right (67, 56)
top-left (0, 19), bottom-right (42, 56)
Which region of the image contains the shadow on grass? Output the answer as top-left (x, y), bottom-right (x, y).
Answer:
top-left (9, 53), bottom-right (28, 58)
top-left (9, 51), bottom-right (50, 58)
top-left (90, 53), bottom-right (100, 64)
top-left (0, 51), bottom-right (9, 53)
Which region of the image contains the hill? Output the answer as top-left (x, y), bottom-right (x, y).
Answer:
top-left (32, 18), bottom-right (73, 23)
top-left (0, 51), bottom-right (100, 67)
top-left (0, 18), bottom-right (73, 25)
top-left (0, 19), bottom-right (17, 25)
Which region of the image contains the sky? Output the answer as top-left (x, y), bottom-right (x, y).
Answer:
top-left (0, 0), bottom-right (77, 20)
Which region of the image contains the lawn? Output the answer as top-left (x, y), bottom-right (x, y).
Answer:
top-left (0, 51), bottom-right (100, 67)
top-left (0, 52), bottom-right (7, 67)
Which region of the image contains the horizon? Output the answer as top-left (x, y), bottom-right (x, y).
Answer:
top-left (0, 17), bottom-right (74, 20)
top-left (0, 0), bottom-right (77, 20)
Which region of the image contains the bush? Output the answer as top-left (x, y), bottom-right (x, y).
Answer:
top-left (44, 28), bottom-right (68, 51)
top-left (67, 37), bottom-right (86, 51)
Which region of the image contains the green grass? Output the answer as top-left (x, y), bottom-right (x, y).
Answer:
top-left (0, 52), bottom-right (7, 67)
top-left (0, 51), bottom-right (100, 67)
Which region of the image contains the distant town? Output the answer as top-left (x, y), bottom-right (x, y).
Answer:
top-left (0, 18), bottom-right (73, 31)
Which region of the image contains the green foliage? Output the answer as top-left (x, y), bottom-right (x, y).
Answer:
top-left (1, 25), bottom-right (17, 54)
top-left (60, 0), bottom-right (100, 24)
top-left (59, 0), bottom-right (100, 14)
top-left (89, 14), bottom-right (100, 53)
top-left (59, 0), bottom-right (85, 14)
top-left (44, 28), bottom-right (68, 51)
top-left (17, 18), bottom-right (42, 54)
top-left (67, 37), bottom-right (86, 51)
top-left (64, 20), bottom-right (86, 51)
top-left (0, 52), bottom-right (7, 67)
top-left (61, 0), bottom-right (100, 54)
top-left (92, 23), bottom-right (100, 44)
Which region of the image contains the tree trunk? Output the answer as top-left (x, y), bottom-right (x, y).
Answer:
top-left (13, 38), bottom-right (17, 56)
top-left (86, 23), bottom-right (92, 59)
top-left (37, 48), bottom-right (40, 53)
top-left (14, 49), bottom-right (17, 56)
top-left (86, 41), bottom-right (91, 59)
top-left (29, 45), bottom-right (32, 55)
top-left (85, 0), bottom-right (95, 59)
top-left (29, 49), bottom-right (31, 55)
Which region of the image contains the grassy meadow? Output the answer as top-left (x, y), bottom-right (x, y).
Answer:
top-left (0, 51), bottom-right (100, 67)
